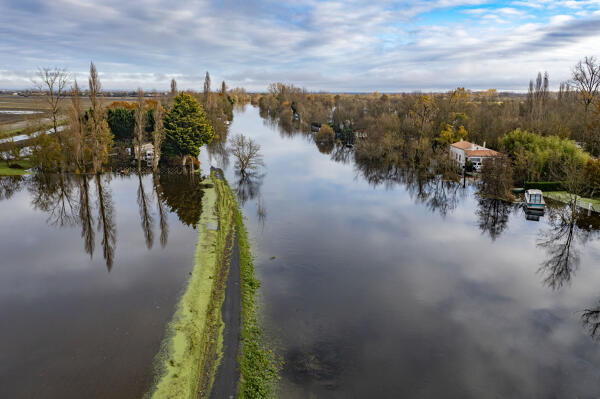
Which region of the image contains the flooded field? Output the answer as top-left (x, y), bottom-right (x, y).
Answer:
top-left (216, 107), bottom-right (600, 398)
top-left (0, 173), bottom-right (202, 398)
top-left (2, 106), bottom-right (600, 398)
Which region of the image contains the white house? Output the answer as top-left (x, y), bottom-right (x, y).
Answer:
top-left (134, 143), bottom-right (155, 162)
top-left (450, 139), bottom-right (501, 171)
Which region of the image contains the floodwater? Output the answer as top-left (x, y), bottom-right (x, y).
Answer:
top-left (211, 106), bottom-right (600, 398)
top-left (2, 106), bottom-right (600, 398)
top-left (0, 172), bottom-right (202, 398)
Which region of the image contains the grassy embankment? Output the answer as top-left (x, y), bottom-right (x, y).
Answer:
top-left (0, 160), bottom-right (32, 176)
top-left (147, 173), bottom-right (277, 399)
top-left (235, 200), bottom-right (279, 399)
top-left (545, 191), bottom-right (600, 212)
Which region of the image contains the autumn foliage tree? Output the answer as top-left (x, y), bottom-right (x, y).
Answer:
top-left (316, 124), bottom-right (334, 142)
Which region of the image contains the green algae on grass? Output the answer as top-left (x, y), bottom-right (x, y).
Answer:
top-left (146, 173), bottom-right (278, 399)
top-left (147, 176), bottom-right (235, 399)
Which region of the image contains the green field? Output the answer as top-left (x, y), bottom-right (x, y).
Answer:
top-left (0, 160), bottom-right (32, 176)
top-left (545, 191), bottom-right (600, 212)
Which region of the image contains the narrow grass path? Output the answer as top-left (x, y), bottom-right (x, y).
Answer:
top-left (146, 171), bottom-right (278, 399)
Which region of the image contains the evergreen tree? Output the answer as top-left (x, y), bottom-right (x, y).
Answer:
top-left (162, 92), bottom-right (214, 165)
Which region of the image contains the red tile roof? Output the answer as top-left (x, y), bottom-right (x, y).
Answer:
top-left (464, 149), bottom-right (501, 157)
top-left (450, 140), bottom-right (474, 150)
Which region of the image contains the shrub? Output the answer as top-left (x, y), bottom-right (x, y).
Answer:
top-left (524, 181), bottom-right (564, 191)
top-left (315, 124), bottom-right (334, 143)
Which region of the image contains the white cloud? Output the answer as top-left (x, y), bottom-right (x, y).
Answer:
top-left (0, 0), bottom-right (598, 91)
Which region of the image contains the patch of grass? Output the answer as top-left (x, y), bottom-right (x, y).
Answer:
top-left (0, 160), bottom-right (32, 176)
top-left (545, 191), bottom-right (600, 212)
top-left (235, 204), bottom-right (279, 399)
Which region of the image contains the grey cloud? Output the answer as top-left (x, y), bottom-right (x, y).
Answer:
top-left (0, 0), bottom-right (598, 91)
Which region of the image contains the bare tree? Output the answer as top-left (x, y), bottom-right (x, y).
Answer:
top-left (572, 56), bottom-right (600, 145)
top-left (134, 88), bottom-right (145, 171)
top-left (229, 134), bottom-right (264, 176)
top-left (34, 67), bottom-right (70, 136)
top-left (572, 56), bottom-right (600, 114)
top-left (152, 95), bottom-right (165, 171)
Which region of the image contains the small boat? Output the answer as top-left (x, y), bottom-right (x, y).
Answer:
top-left (525, 189), bottom-right (545, 211)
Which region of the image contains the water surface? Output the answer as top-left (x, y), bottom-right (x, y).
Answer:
top-left (0, 173), bottom-right (201, 398)
top-left (214, 107), bottom-right (600, 398)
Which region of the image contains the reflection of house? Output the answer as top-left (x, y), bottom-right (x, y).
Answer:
top-left (450, 139), bottom-right (501, 171)
top-left (134, 143), bottom-right (155, 161)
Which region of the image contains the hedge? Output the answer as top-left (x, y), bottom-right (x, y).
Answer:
top-left (524, 181), bottom-right (564, 191)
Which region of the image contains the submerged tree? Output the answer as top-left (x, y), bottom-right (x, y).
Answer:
top-left (229, 134), bottom-right (264, 177)
top-left (478, 157), bottom-right (514, 201)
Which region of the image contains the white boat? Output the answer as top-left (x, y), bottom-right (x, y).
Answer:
top-left (525, 189), bottom-right (545, 211)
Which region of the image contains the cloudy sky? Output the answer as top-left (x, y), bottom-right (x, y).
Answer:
top-left (1, 0), bottom-right (599, 91)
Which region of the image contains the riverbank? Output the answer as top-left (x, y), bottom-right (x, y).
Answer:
top-left (146, 171), bottom-right (277, 399)
top-left (545, 191), bottom-right (600, 212)
top-left (0, 160), bottom-right (32, 176)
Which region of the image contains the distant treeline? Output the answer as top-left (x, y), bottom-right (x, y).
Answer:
top-left (4, 64), bottom-right (252, 174)
top-left (253, 56), bottom-right (600, 201)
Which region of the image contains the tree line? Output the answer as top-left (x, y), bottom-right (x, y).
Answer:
top-left (255, 56), bottom-right (600, 201)
top-left (22, 64), bottom-right (252, 174)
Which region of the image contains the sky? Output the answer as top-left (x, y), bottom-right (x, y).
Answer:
top-left (1, 0), bottom-right (599, 92)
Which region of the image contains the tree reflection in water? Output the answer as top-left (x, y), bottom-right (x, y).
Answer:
top-left (77, 174), bottom-right (95, 258)
top-left (0, 175), bottom-right (25, 200)
top-left (153, 173), bottom-right (169, 248)
top-left (476, 198), bottom-right (513, 240)
top-left (0, 171), bottom-right (205, 271)
top-left (29, 173), bottom-right (77, 227)
top-left (159, 172), bottom-right (206, 228)
top-left (137, 172), bottom-right (154, 249)
top-left (353, 158), bottom-right (466, 217)
top-left (233, 170), bottom-right (265, 207)
top-left (537, 203), bottom-right (587, 290)
top-left (95, 174), bottom-right (117, 271)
